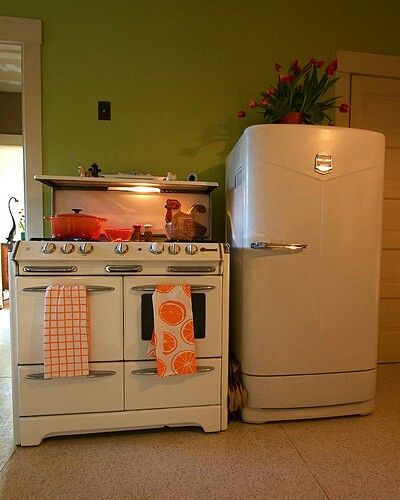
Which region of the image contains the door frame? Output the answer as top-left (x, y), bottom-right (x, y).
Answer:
top-left (335, 50), bottom-right (400, 127)
top-left (0, 16), bottom-right (43, 238)
top-left (336, 50), bottom-right (400, 362)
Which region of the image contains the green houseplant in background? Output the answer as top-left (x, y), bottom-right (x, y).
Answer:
top-left (237, 58), bottom-right (350, 125)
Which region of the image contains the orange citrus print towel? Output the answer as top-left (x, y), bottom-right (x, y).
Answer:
top-left (43, 285), bottom-right (90, 378)
top-left (148, 284), bottom-right (197, 377)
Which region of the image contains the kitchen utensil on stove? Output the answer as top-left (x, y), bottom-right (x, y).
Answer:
top-left (104, 227), bottom-right (133, 241)
top-left (45, 209), bottom-right (107, 240)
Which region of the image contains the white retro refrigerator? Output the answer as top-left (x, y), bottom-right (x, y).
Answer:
top-left (226, 124), bottom-right (385, 423)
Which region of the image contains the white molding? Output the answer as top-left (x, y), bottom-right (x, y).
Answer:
top-left (0, 134), bottom-right (23, 146)
top-left (337, 50), bottom-right (400, 78)
top-left (0, 16), bottom-right (43, 238)
top-left (334, 50), bottom-right (400, 128)
top-left (334, 72), bottom-right (350, 128)
top-left (0, 16), bottom-right (41, 43)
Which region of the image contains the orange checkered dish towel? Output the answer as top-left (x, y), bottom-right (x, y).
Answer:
top-left (147, 284), bottom-right (197, 377)
top-left (43, 285), bottom-right (90, 378)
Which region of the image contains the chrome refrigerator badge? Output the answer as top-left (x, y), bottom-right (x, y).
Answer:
top-left (315, 154), bottom-right (333, 175)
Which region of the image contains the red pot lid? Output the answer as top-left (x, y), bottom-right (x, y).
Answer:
top-left (54, 209), bottom-right (102, 219)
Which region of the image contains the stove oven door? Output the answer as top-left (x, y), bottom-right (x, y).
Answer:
top-left (124, 275), bottom-right (223, 360)
top-left (15, 276), bottom-right (123, 364)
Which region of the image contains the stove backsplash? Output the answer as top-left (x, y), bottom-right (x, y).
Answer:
top-left (52, 190), bottom-right (212, 241)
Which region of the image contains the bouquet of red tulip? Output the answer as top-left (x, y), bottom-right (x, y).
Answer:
top-left (237, 58), bottom-right (350, 125)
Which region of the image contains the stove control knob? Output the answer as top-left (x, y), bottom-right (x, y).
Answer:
top-left (168, 243), bottom-right (181, 255)
top-left (79, 242), bottom-right (93, 255)
top-left (61, 242), bottom-right (75, 254)
top-left (150, 242), bottom-right (164, 255)
top-left (41, 242), bottom-right (56, 254)
top-left (115, 243), bottom-right (129, 255)
top-left (185, 243), bottom-right (198, 255)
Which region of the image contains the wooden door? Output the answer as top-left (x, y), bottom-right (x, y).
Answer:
top-left (351, 75), bottom-right (400, 361)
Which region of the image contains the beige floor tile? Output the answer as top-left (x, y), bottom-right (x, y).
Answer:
top-left (1, 424), bottom-right (326, 499)
top-left (2, 298), bottom-right (400, 499)
top-left (0, 307), bottom-right (11, 377)
top-left (0, 458), bottom-right (63, 500)
top-left (0, 378), bottom-right (15, 470)
top-left (279, 364), bottom-right (400, 499)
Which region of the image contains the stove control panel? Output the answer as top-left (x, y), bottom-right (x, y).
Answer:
top-left (14, 242), bottom-right (224, 276)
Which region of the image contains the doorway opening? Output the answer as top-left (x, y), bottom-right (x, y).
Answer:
top-left (0, 42), bottom-right (23, 304)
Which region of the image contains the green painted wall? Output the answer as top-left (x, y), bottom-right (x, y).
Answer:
top-left (1, 0), bottom-right (400, 240)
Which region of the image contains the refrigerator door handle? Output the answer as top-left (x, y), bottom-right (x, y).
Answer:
top-left (251, 241), bottom-right (307, 251)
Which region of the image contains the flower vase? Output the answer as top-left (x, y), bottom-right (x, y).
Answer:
top-left (278, 112), bottom-right (305, 124)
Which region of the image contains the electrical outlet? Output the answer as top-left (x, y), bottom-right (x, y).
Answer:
top-left (98, 101), bottom-right (111, 120)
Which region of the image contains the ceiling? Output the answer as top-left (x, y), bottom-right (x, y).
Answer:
top-left (0, 43), bottom-right (21, 92)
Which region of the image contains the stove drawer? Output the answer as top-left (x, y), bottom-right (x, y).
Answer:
top-left (18, 362), bottom-right (124, 416)
top-left (124, 358), bottom-right (221, 410)
top-left (15, 277), bottom-right (123, 364)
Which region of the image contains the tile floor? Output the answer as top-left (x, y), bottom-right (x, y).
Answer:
top-left (1, 304), bottom-right (400, 499)
top-left (0, 302), bottom-right (13, 472)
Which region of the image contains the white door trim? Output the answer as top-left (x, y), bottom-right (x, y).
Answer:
top-left (335, 50), bottom-right (400, 128)
top-left (337, 50), bottom-right (400, 78)
top-left (0, 16), bottom-right (43, 238)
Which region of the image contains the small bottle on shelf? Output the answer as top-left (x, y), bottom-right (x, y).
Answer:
top-left (132, 224), bottom-right (142, 241)
top-left (143, 224), bottom-right (153, 241)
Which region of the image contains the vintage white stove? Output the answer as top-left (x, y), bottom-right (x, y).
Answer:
top-left (10, 238), bottom-right (229, 446)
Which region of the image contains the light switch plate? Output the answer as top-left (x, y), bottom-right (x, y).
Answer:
top-left (98, 101), bottom-right (111, 120)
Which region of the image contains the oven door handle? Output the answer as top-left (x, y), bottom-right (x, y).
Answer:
top-left (166, 266), bottom-right (216, 273)
top-left (130, 285), bottom-right (215, 292)
top-left (22, 285), bottom-right (116, 293)
top-left (25, 370), bottom-right (116, 380)
top-left (105, 265), bottom-right (143, 273)
top-left (130, 366), bottom-right (215, 376)
top-left (22, 266), bottom-right (78, 273)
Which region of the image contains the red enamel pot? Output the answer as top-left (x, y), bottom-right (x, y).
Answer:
top-left (45, 209), bottom-right (107, 240)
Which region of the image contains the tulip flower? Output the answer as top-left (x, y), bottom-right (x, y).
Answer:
top-left (236, 111), bottom-right (246, 118)
top-left (290, 59), bottom-right (301, 74)
top-left (309, 58), bottom-right (324, 68)
top-left (248, 99), bottom-right (257, 108)
top-left (280, 74), bottom-right (294, 84)
top-left (325, 58), bottom-right (338, 76)
top-left (261, 98), bottom-right (269, 106)
top-left (274, 63), bottom-right (282, 72)
top-left (339, 103), bottom-right (351, 113)
top-left (265, 87), bottom-right (276, 96)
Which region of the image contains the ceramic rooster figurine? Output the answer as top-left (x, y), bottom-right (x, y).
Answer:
top-left (164, 199), bottom-right (207, 241)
